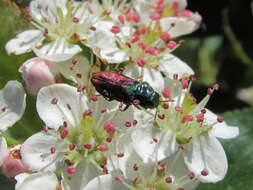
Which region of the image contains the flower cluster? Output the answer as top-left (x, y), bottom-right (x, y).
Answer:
top-left (1, 0), bottom-right (239, 190)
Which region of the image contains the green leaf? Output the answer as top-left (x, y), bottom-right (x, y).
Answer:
top-left (0, 174), bottom-right (15, 190)
top-left (197, 108), bottom-right (253, 190)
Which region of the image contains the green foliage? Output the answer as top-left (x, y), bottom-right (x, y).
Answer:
top-left (197, 108), bottom-right (253, 189)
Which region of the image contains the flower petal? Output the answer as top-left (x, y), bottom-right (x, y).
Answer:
top-left (37, 84), bottom-right (88, 130)
top-left (159, 54), bottom-right (194, 79)
top-left (183, 134), bottom-right (228, 183)
top-left (21, 132), bottom-right (65, 172)
top-left (124, 65), bottom-right (164, 93)
top-left (160, 17), bottom-right (197, 38)
top-left (83, 174), bottom-right (129, 190)
top-left (0, 81), bottom-right (26, 131)
top-left (33, 38), bottom-right (82, 62)
top-left (15, 172), bottom-right (58, 190)
top-left (206, 110), bottom-right (239, 139)
top-left (0, 137), bottom-right (8, 166)
top-left (5, 30), bottom-right (44, 55)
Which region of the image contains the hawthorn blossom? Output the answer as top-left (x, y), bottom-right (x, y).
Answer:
top-left (5, 0), bottom-right (104, 62)
top-left (131, 77), bottom-right (239, 183)
top-left (21, 84), bottom-right (134, 180)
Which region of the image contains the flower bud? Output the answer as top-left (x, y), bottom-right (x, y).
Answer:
top-left (19, 57), bottom-right (60, 95)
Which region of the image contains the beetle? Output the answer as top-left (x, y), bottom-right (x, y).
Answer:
top-left (91, 72), bottom-right (160, 110)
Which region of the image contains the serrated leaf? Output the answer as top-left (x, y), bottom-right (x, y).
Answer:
top-left (197, 108), bottom-right (253, 190)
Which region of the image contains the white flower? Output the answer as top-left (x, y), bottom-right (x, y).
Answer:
top-left (83, 133), bottom-right (199, 190)
top-left (0, 137), bottom-right (8, 167)
top-left (0, 81), bottom-right (26, 131)
top-left (132, 78), bottom-right (239, 183)
top-left (15, 172), bottom-right (59, 190)
top-left (6, 0), bottom-right (103, 62)
top-left (21, 83), bottom-right (134, 176)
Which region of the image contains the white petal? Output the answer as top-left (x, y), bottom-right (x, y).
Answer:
top-left (88, 21), bottom-right (128, 63)
top-left (159, 54), bottom-right (194, 79)
top-left (0, 137), bottom-right (8, 166)
top-left (160, 17), bottom-right (197, 38)
top-left (5, 30), bottom-right (44, 55)
top-left (132, 125), bottom-right (178, 163)
top-left (0, 81), bottom-right (26, 131)
top-left (21, 132), bottom-right (65, 171)
top-left (55, 55), bottom-right (91, 86)
top-left (124, 65), bottom-right (164, 93)
top-left (36, 84), bottom-right (88, 130)
top-left (83, 174), bottom-right (129, 190)
top-left (205, 110), bottom-right (239, 139)
top-left (15, 172), bottom-right (58, 190)
top-left (62, 160), bottom-right (103, 190)
top-left (33, 38), bottom-right (82, 62)
top-left (183, 134), bottom-right (228, 183)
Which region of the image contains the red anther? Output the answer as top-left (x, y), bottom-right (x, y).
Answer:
top-left (133, 99), bottom-right (140, 105)
top-left (181, 10), bottom-right (191, 18)
top-left (117, 152), bottom-right (124, 157)
top-left (125, 42), bottom-right (132, 48)
top-left (132, 13), bottom-right (140, 23)
top-left (133, 120), bottom-right (138, 126)
top-left (201, 169), bottom-right (208, 176)
top-left (178, 40), bottom-right (185, 45)
top-left (153, 137), bottom-right (158, 143)
top-left (84, 109), bottom-right (92, 116)
top-left (149, 13), bottom-right (161, 20)
top-left (201, 109), bottom-right (206, 114)
top-left (207, 88), bottom-right (213, 95)
top-left (43, 125), bottom-right (48, 132)
top-left (175, 106), bottom-right (183, 114)
top-left (119, 102), bottom-right (124, 109)
top-left (69, 144), bottom-right (75, 150)
top-left (118, 15), bottom-right (125, 24)
top-left (163, 103), bottom-right (169, 109)
top-left (63, 121), bottom-right (68, 127)
top-left (181, 115), bottom-right (193, 123)
top-left (178, 145), bottom-right (185, 151)
top-left (104, 121), bottom-right (115, 134)
top-left (51, 98), bottom-right (58, 104)
top-left (84, 144), bottom-right (92, 149)
top-left (90, 26), bottom-right (96, 31)
top-left (125, 121), bottom-right (132, 128)
top-left (138, 42), bottom-right (147, 50)
top-left (188, 172), bottom-right (195, 179)
top-left (98, 144), bottom-right (108, 152)
top-left (106, 136), bottom-right (112, 143)
top-left (76, 73), bottom-right (82, 78)
top-left (111, 26), bottom-right (121, 34)
top-left (166, 40), bottom-right (177, 50)
top-left (217, 116), bottom-right (224, 123)
top-left (1, 106), bottom-right (6, 112)
top-left (160, 32), bottom-right (170, 42)
top-left (165, 176), bottom-right (173, 183)
top-left (171, 1), bottom-right (179, 10)
top-left (145, 47), bottom-right (156, 55)
top-left (155, 3), bottom-right (164, 12)
top-left (158, 0), bottom-right (164, 4)
top-left (190, 76), bottom-right (196, 82)
top-left (61, 129), bottom-right (69, 139)
top-left (133, 163), bottom-right (138, 171)
top-left (158, 114), bottom-right (165, 120)
top-left (213, 83), bottom-right (219, 91)
top-left (196, 113), bottom-right (204, 122)
top-left (101, 108), bottom-right (107, 113)
top-left (139, 27), bottom-right (147, 35)
top-left (115, 176), bottom-right (122, 182)
top-left (103, 166), bottom-right (108, 174)
top-left (170, 22), bottom-right (176, 27)
top-left (37, 4), bottom-right (42, 9)
top-left (67, 104), bottom-right (71, 110)
top-left (44, 28), bottom-right (48, 35)
top-left (173, 74), bottom-right (178, 80)
top-left (91, 95), bottom-right (98, 101)
top-left (131, 34), bottom-right (140, 43)
top-left (50, 147), bottom-right (56, 154)
top-left (162, 88), bottom-right (171, 98)
top-left (137, 57), bottom-right (146, 67)
top-left (181, 78), bottom-right (188, 89)
top-left (26, 17), bottom-right (33, 23)
top-left (66, 166), bottom-right (76, 174)
top-left (72, 17), bottom-right (79, 23)
top-left (25, 6), bottom-right (31, 14)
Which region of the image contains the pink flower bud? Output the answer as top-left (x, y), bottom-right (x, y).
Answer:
top-left (19, 57), bottom-right (60, 95)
